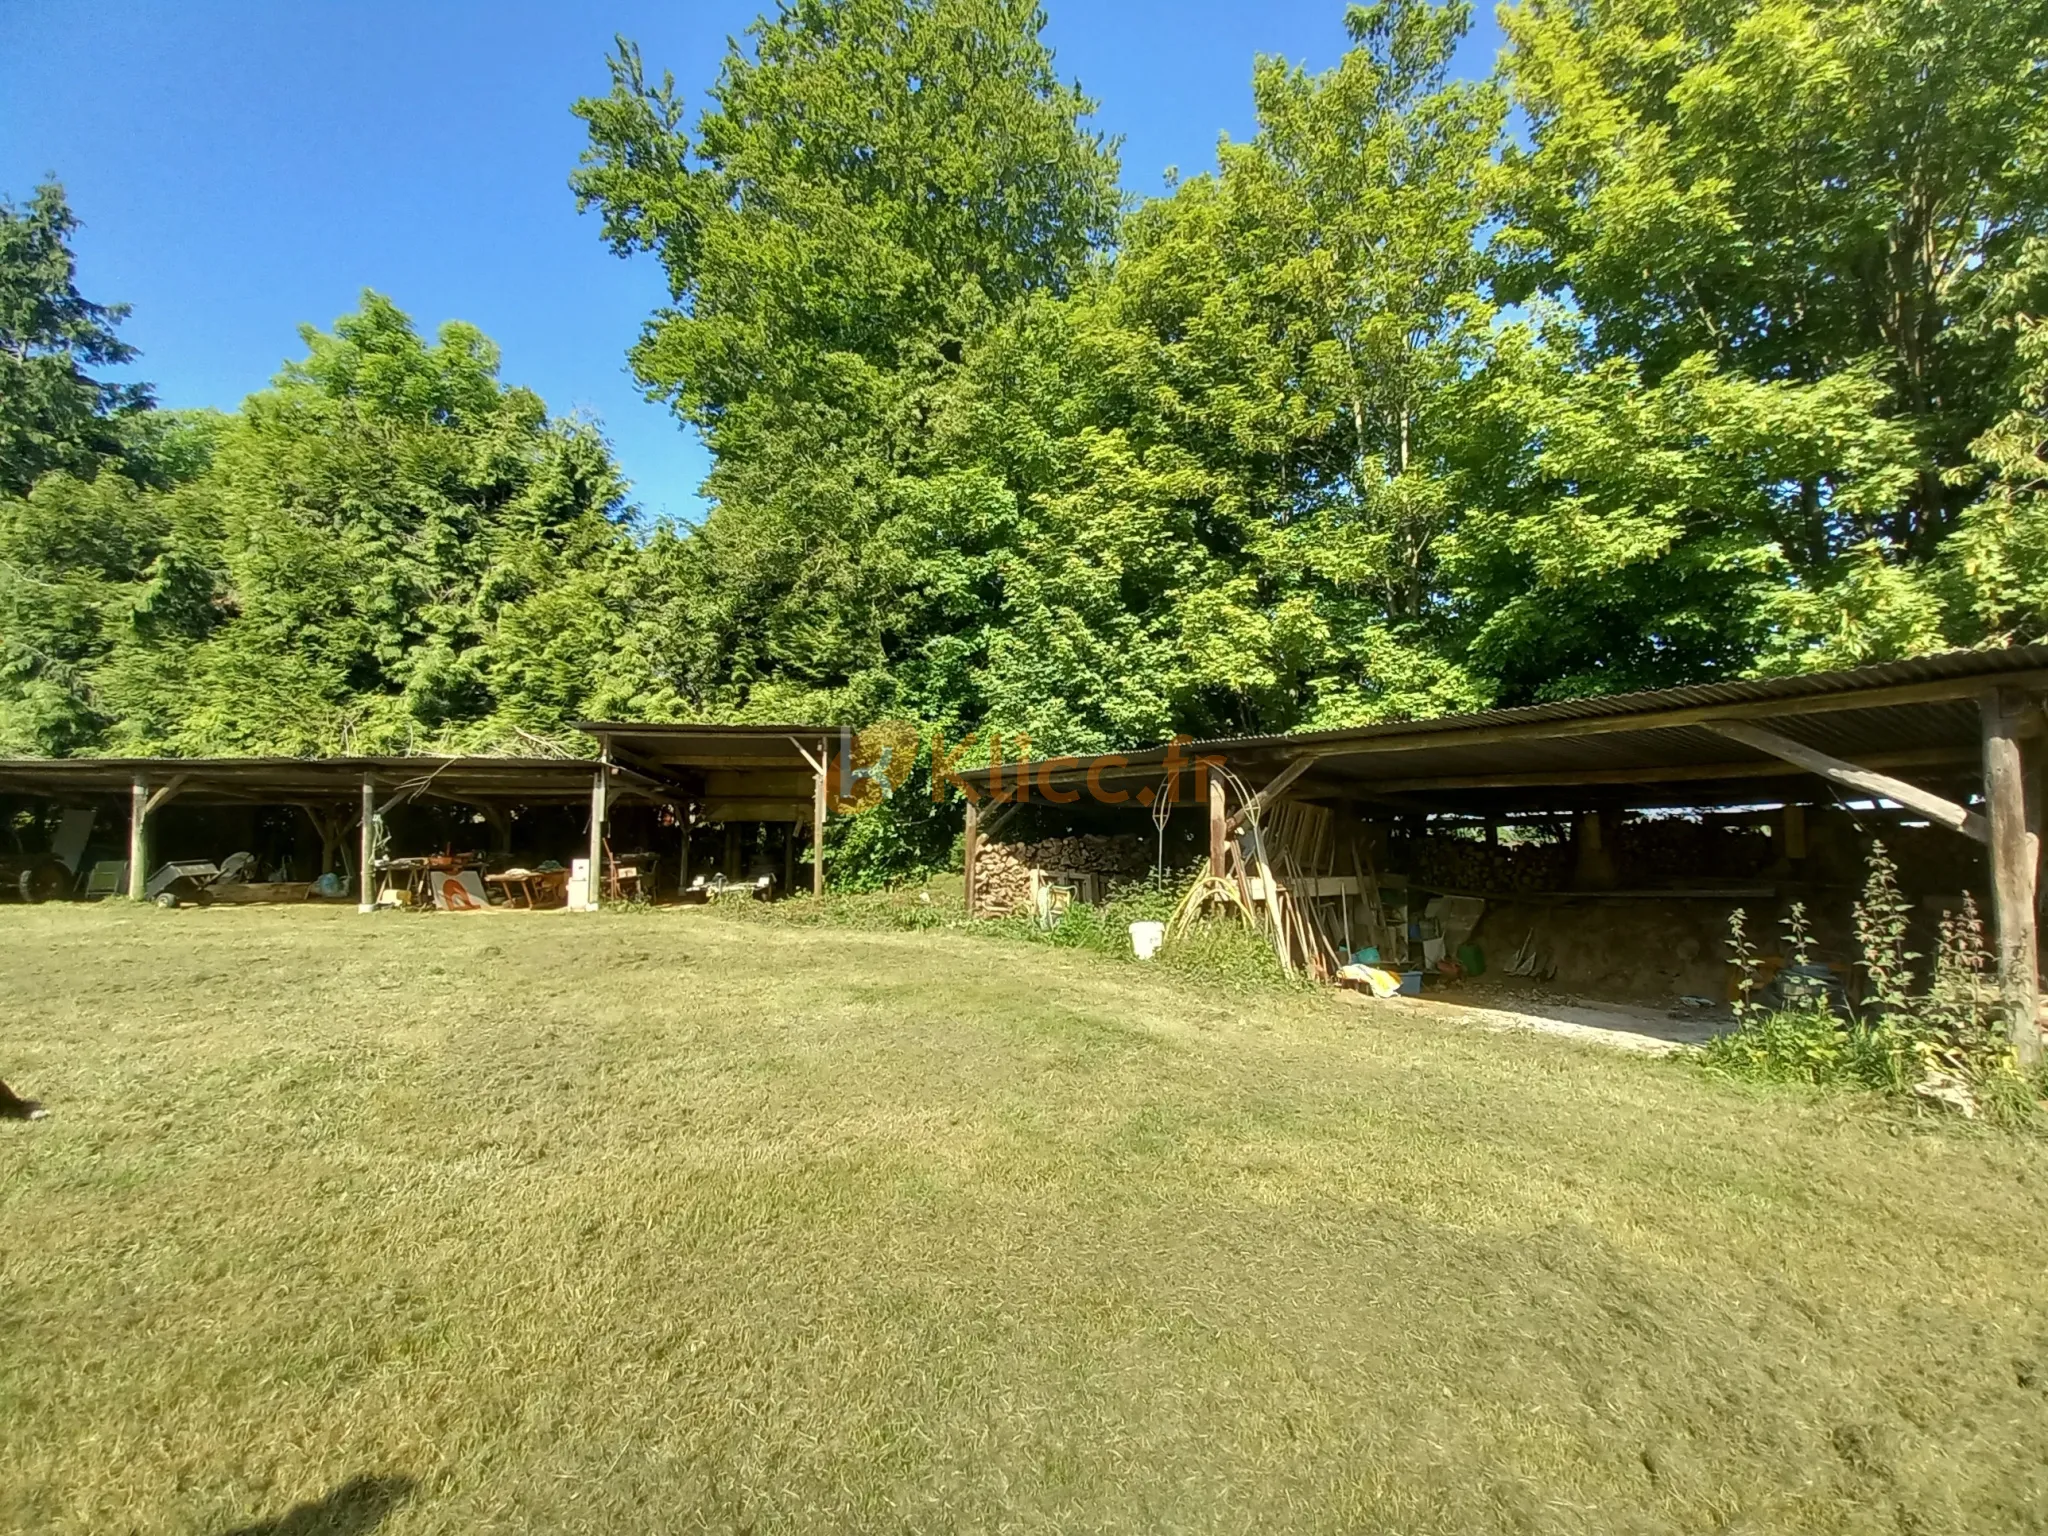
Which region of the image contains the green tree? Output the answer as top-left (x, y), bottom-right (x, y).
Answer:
top-left (0, 183), bottom-right (153, 496)
top-left (167, 294), bottom-right (639, 754)
top-left (0, 294), bottom-right (646, 758)
top-left (912, 0), bottom-right (1506, 738)
top-left (573, 0), bottom-right (1122, 726)
top-left (0, 442), bottom-right (224, 755)
top-left (1499, 0), bottom-right (2048, 552)
top-left (1444, 328), bottom-right (1923, 694)
top-left (1928, 297), bottom-right (2048, 650)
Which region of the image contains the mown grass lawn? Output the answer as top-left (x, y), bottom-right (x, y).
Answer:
top-left (3, 902), bottom-right (2046, 1535)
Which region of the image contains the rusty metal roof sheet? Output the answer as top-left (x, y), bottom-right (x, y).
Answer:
top-left (959, 645), bottom-right (2048, 811)
top-left (0, 755), bottom-right (618, 804)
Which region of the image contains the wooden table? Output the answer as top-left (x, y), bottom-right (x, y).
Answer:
top-left (486, 869), bottom-right (567, 909)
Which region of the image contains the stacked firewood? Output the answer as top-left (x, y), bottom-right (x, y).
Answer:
top-left (973, 835), bottom-right (1153, 915)
top-left (1400, 837), bottom-right (1571, 895)
top-left (1613, 819), bottom-right (1773, 883)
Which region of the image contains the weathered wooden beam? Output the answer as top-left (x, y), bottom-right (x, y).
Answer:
top-left (358, 778), bottom-right (376, 911)
top-left (587, 766), bottom-right (607, 911)
top-left (703, 770), bottom-right (816, 798)
top-left (128, 775), bottom-right (148, 902)
top-left (1225, 756), bottom-right (1317, 834)
top-left (1361, 746), bottom-right (1976, 796)
top-left (978, 799), bottom-right (1023, 843)
top-left (699, 798), bottom-right (813, 823)
top-left (1208, 773), bottom-right (1227, 877)
top-left (1707, 722), bottom-right (1988, 842)
top-left (997, 673), bottom-right (2048, 794)
top-left (1984, 691), bottom-right (2042, 1069)
top-left (374, 786), bottom-right (419, 819)
top-left (963, 796), bottom-right (980, 916)
top-left (603, 743), bottom-right (696, 797)
top-left (142, 774), bottom-right (189, 817)
top-left (811, 747), bottom-right (828, 898)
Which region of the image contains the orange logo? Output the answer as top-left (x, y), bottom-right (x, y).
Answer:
top-left (833, 720), bottom-right (922, 814)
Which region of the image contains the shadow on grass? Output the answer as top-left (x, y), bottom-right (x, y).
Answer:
top-left (222, 1475), bottom-right (416, 1536)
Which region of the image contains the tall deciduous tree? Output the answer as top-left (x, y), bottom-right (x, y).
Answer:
top-left (923, 0), bottom-right (1507, 737)
top-left (0, 295), bottom-right (646, 757)
top-left (1500, 0), bottom-right (2048, 551)
top-left (573, 0), bottom-right (1122, 724)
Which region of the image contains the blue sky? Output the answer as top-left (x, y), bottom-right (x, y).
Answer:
top-left (0, 1), bottom-right (1503, 526)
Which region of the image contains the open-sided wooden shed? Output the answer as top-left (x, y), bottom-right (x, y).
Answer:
top-left (0, 723), bottom-right (843, 909)
top-left (954, 645), bottom-right (2048, 1067)
top-left (576, 723), bottom-right (838, 897)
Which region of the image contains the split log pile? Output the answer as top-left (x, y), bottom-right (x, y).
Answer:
top-left (1613, 820), bottom-right (1773, 885)
top-left (1400, 837), bottom-right (1571, 895)
top-left (974, 835), bottom-right (1154, 915)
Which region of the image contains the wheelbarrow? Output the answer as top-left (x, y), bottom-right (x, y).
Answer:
top-left (144, 860), bottom-right (222, 909)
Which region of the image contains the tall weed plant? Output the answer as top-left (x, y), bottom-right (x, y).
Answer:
top-left (1703, 842), bottom-right (2047, 1125)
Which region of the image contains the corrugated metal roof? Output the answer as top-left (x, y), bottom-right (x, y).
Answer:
top-left (0, 755), bottom-right (618, 804)
top-left (1176, 644), bottom-right (2048, 754)
top-left (958, 645), bottom-right (2048, 811)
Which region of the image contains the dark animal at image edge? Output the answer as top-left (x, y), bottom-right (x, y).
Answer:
top-left (0, 1078), bottom-right (46, 1119)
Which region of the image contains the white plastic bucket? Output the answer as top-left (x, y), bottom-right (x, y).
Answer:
top-left (1129, 921), bottom-right (1166, 960)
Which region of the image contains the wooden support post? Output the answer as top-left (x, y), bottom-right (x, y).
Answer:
top-left (1783, 803), bottom-right (1808, 861)
top-left (128, 775), bottom-right (148, 901)
top-left (679, 808), bottom-right (692, 894)
top-left (1983, 690), bottom-right (2041, 1069)
top-left (1208, 773), bottom-right (1227, 879)
top-left (2029, 756), bottom-right (2043, 921)
top-left (359, 778), bottom-right (375, 912)
top-left (963, 796), bottom-right (980, 916)
top-left (812, 750), bottom-right (828, 898)
top-left (722, 822), bottom-right (740, 879)
top-left (587, 766), bottom-right (607, 911)
top-left (300, 805), bottom-right (339, 878)
top-left (781, 818), bottom-right (794, 896)
top-left (1574, 808), bottom-right (1617, 890)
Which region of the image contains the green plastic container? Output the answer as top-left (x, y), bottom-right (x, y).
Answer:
top-left (1455, 942), bottom-right (1485, 977)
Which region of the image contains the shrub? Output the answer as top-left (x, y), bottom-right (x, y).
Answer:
top-left (1157, 917), bottom-right (1299, 991)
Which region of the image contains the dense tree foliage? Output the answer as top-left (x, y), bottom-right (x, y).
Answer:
top-left (572, 0), bottom-right (1121, 731)
top-left (569, 0), bottom-right (2048, 747)
top-left (0, 185), bottom-right (153, 497)
top-left (6, 0), bottom-right (2048, 884)
top-left (0, 286), bottom-right (645, 756)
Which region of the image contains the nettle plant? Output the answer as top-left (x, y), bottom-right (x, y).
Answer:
top-left (1711, 842), bottom-right (2036, 1119)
